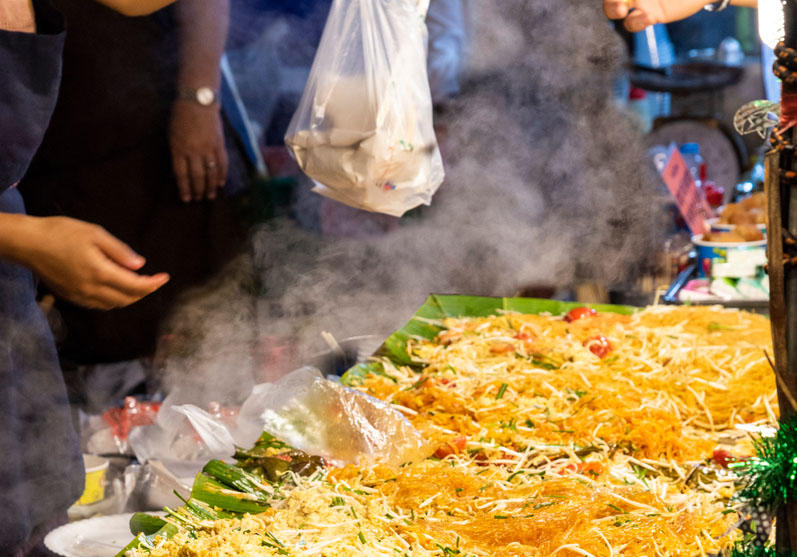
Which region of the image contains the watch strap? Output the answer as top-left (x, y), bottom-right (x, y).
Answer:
top-left (704, 0), bottom-right (731, 12)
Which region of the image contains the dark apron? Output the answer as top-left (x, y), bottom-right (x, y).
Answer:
top-left (0, 0), bottom-right (84, 550)
top-left (19, 0), bottom-right (244, 365)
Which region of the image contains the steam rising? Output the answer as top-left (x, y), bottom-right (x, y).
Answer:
top-left (160, 0), bottom-right (666, 403)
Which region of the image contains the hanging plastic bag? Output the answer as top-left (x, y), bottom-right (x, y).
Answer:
top-left (285, 0), bottom-right (445, 217)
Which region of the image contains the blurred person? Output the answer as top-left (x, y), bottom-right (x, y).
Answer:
top-left (427, 0), bottom-right (470, 104)
top-left (603, 0), bottom-right (758, 32)
top-left (19, 0), bottom-right (247, 367)
top-left (1, 1), bottom-right (175, 553)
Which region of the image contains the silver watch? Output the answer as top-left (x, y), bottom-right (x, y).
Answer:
top-left (177, 86), bottom-right (220, 107)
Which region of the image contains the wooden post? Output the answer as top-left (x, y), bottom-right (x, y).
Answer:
top-left (774, 1), bottom-right (797, 550)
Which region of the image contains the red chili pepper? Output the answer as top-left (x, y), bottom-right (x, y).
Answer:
top-left (564, 307), bottom-right (597, 322)
top-left (583, 336), bottom-right (612, 358)
top-left (577, 461), bottom-right (603, 476)
top-left (433, 436), bottom-right (468, 459)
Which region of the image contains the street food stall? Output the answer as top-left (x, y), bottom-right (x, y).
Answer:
top-left (39, 2), bottom-right (797, 557)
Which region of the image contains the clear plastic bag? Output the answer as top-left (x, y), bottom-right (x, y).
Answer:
top-left (236, 367), bottom-right (430, 467)
top-left (129, 367), bottom-right (429, 469)
top-left (285, 0), bottom-right (445, 217)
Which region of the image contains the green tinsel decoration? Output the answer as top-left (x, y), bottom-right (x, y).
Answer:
top-left (736, 417), bottom-right (797, 510)
top-left (728, 540), bottom-right (792, 557)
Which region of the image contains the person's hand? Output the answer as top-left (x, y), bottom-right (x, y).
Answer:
top-left (603, 0), bottom-right (706, 32)
top-left (22, 217), bottom-right (170, 310)
top-left (169, 100), bottom-right (228, 203)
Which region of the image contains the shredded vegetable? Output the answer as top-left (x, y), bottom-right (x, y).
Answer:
top-left (132, 305), bottom-right (775, 556)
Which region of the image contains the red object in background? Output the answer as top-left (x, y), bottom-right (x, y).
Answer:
top-left (703, 181), bottom-right (724, 208)
top-left (102, 396), bottom-right (161, 440)
top-left (583, 336), bottom-right (612, 358)
top-left (564, 307), bottom-right (597, 322)
top-left (711, 448), bottom-right (749, 468)
top-left (629, 87), bottom-right (647, 101)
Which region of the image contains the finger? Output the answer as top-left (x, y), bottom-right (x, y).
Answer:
top-left (94, 253), bottom-right (170, 295)
top-left (173, 155), bottom-right (192, 203)
top-left (624, 9), bottom-right (656, 32)
top-left (188, 156), bottom-right (207, 201)
top-left (215, 147), bottom-right (229, 188)
top-left (92, 228), bottom-right (146, 270)
top-left (204, 158), bottom-right (217, 200)
top-left (85, 286), bottom-right (141, 310)
top-left (603, 0), bottom-right (630, 19)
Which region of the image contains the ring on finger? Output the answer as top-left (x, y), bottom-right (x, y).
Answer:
top-left (205, 160), bottom-right (217, 169)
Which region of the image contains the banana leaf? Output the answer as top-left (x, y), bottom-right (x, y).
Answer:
top-left (118, 461), bottom-right (271, 555)
top-left (342, 295), bottom-right (637, 386)
top-left (114, 514), bottom-right (178, 557)
top-left (189, 463), bottom-right (272, 515)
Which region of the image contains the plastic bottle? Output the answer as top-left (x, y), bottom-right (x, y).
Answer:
top-left (717, 37), bottom-right (744, 66)
top-left (628, 87), bottom-right (653, 132)
top-left (633, 24), bottom-right (675, 118)
top-left (679, 143), bottom-right (706, 190)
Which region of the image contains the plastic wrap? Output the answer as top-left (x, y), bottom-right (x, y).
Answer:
top-left (236, 367), bottom-right (430, 467)
top-left (128, 367), bottom-right (428, 469)
top-left (284, 0), bottom-right (444, 217)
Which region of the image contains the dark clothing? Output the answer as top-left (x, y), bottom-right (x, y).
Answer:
top-left (0, 0), bottom-right (65, 186)
top-left (20, 0), bottom-right (244, 365)
top-left (0, 1), bottom-right (84, 551)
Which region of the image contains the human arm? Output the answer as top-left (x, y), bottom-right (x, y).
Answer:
top-left (92, 0), bottom-right (177, 17)
top-left (0, 213), bottom-right (169, 309)
top-left (0, 0), bottom-right (35, 33)
top-left (170, 0), bottom-right (229, 202)
top-left (604, 0), bottom-right (758, 32)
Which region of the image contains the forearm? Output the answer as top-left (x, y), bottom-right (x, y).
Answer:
top-left (0, 212), bottom-right (42, 268)
top-left (92, 0), bottom-right (176, 17)
top-left (664, 0), bottom-right (757, 17)
top-left (175, 0), bottom-right (229, 93)
top-left (0, 0), bottom-right (35, 32)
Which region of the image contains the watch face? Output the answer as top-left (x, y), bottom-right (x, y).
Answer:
top-left (196, 87), bottom-right (215, 106)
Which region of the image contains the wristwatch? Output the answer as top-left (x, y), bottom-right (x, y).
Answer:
top-left (177, 86), bottom-right (220, 107)
top-left (703, 0), bottom-right (731, 12)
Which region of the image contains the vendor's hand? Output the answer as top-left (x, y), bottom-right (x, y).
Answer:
top-left (603, 0), bottom-right (705, 32)
top-left (169, 100), bottom-right (228, 203)
top-left (23, 217), bottom-right (169, 310)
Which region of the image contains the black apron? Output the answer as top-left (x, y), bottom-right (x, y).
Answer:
top-left (19, 0), bottom-right (244, 365)
top-left (0, 0), bottom-right (84, 550)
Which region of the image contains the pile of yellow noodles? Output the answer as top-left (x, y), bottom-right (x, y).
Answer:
top-left (361, 305), bottom-right (775, 463)
top-left (135, 305), bottom-right (775, 556)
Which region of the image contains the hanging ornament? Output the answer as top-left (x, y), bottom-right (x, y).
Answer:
top-left (728, 540), bottom-right (791, 557)
top-left (735, 417), bottom-right (797, 511)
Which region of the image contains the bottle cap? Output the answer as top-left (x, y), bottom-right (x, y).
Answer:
top-left (679, 143), bottom-right (700, 155)
top-left (629, 87), bottom-right (647, 100)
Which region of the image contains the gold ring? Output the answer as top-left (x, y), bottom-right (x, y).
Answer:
top-left (205, 161), bottom-right (217, 169)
